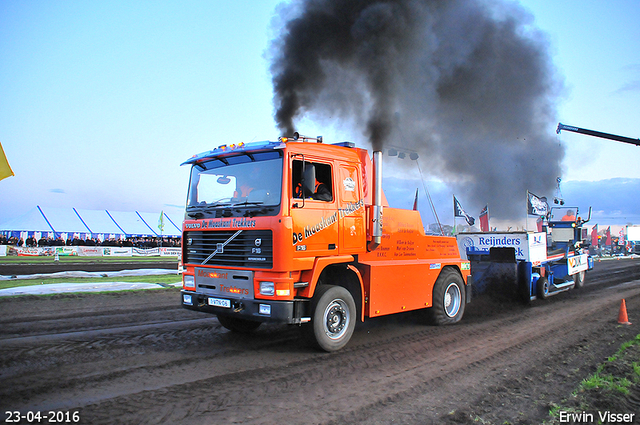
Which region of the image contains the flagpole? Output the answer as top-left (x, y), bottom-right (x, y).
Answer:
top-left (453, 195), bottom-right (456, 235)
top-left (415, 159), bottom-right (443, 235)
top-left (525, 191), bottom-right (528, 231)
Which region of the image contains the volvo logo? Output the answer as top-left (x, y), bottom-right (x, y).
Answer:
top-left (254, 238), bottom-right (262, 247)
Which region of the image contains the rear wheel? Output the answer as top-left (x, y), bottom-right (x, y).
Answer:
top-left (217, 315), bottom-right (261, 333)
top-left (305, 285), bottom-right (356, 352)
top-left (430, 269), bottom-right (466, 325)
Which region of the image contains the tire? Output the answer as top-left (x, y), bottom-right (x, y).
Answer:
top-left (536, 276), bottom-right (550, 300)
top-left (430, 269), bottom-right (466, 325)
top-left (305, 285), bottom-right (356, 352)
top-left (573, 270), bottom-right (586, 289)
top-left (217, 315), bottom-right (261, 333)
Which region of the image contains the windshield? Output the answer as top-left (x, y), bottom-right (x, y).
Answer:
top-left (186, 151), bottom-right (283, 218)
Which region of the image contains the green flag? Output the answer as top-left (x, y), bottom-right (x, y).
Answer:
top-left (158, 211), bottom-right (165, 233)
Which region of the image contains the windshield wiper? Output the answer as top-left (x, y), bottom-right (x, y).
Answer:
top-left (186, 201), bottom-right (232, 218)
top-left (187, 209), bottom-right (204, 218)
top-left (232, 200), bottom-right (265, 207)
top-left (188, 200), bottom-right (233, 209)
top-left (186, 204), bottom-right (208, 218)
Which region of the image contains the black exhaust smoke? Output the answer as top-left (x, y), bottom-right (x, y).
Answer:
top-left (270, 0), bottom-right (564, 219)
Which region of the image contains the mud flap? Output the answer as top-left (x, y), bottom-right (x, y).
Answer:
top-left (484, 247), bottom-right (518, 299)
top-left (517, 261), bottom-right (533, 303)
top-left (466, 275), bottom-right (474, 304)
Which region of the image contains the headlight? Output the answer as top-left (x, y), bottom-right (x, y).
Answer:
top-left (183, 275), bottom-right (196, 290)
top-left (260, 281), bottom-right (275, 296)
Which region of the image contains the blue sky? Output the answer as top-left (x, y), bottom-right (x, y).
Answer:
top-left (1, 0), bottom-right (639, 229)
top-left (518, 0), bottom-right (640, 182)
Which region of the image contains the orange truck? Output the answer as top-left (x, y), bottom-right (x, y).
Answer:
top-left (180, 134), bottom-right (472, 351)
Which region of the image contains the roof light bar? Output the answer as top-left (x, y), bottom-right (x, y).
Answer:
top-left (279, 132), bottom-right (324, 143)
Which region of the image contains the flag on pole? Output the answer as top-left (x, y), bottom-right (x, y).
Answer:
top-left (0, 142), bottom-right (14, 181)
top-left (479, 205), bottom-right (489, 232)
top-left (527, 191), bottom-right (549, 216)
top-left (454, 196), bottom-right (475, 226)
top-left (619, 228), bottom-right (625, 246)
top-left (412, 188), bottom-right (418, 211)
top-left (605, 227), bottom-right (611, 246)
top-left (158, 211), bottom-right (165, 233)
top-left (591, 224), bottom-right (598, 247)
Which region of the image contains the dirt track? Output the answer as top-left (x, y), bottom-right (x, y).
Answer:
top-left (0, 259), bottom-right (639, 424)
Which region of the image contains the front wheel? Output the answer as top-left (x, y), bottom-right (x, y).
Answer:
top-left (217, 315), bottom-right (262, 333)
top-left (536, 276), bottom-right (550, 300)
top-left (305, 285), bottom-right (356, 352)
top-left (429, 269), bottom-right (466, 325)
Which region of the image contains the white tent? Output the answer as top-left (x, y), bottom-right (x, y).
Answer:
top-left (74, 208), bottom-right (126, 235)
top-left (106, 211), bottom-right (158, 236)
top-left (0, 207), bottom-right (52, 234)
top-left (0, 206), bottom-right (183, 238)
top-left (38, 207), bottom-right (92, 234)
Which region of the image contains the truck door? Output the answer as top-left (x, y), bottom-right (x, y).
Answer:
top-left (337, 162), bottom-right (366, 253)
top-left (290, 156), bottom-right (339, 257)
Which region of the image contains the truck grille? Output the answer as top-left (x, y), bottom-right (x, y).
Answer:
top-left (183, 230), bottom-right (273, 269)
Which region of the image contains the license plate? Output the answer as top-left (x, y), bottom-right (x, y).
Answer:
top-left (208, 297), bottom-right (231, 308)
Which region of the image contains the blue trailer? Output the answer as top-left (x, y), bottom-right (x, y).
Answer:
top-left (457, 207), bottom-right (594, 302)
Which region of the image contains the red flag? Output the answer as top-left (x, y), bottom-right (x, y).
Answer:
top-left (412, 188), bottom-right (418, 211)
top-left (536, 216), bottom-right (543, 232)
top-left (591, 225), bottom-right (598, 247)
top-left (606, 227), bottom-right (612, 246)
top-left (479, 205), bottom-right (489, 232)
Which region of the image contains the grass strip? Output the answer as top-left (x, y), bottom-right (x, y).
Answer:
top-left (547, 334), bottom-right (640, 424)
top-left (0, 274), bottom-right (182, 290)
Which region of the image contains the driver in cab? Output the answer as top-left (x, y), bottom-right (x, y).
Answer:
top-left (294, 179), bottom-right (331, 201)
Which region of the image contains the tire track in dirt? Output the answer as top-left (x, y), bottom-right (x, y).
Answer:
top-left (333, 288), bottom-right (640, 424)
top-left (74, 283), bottom-right (640, 425)
top-left (0, 317), bottom-right (214, 351)
top-left (0, 304), bottom-right (182, 326)
top-left (0, 319), bottom-right (305, 413)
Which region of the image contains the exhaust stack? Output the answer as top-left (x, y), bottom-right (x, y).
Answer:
top-left (370, 150), bottom-right (383, 250)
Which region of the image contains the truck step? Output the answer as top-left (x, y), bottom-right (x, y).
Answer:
top-left (548, 279), bottom-right (575, 296)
